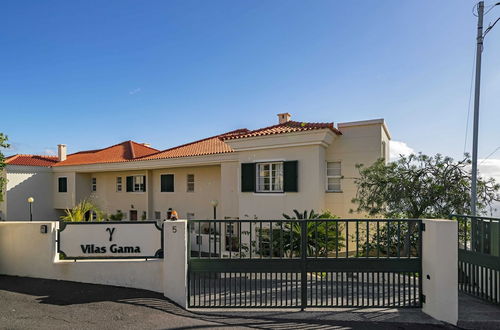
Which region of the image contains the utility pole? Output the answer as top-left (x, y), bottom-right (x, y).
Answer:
top-left (471, 1), bottom-right (484, 216)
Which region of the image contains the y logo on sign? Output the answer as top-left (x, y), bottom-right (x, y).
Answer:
top-left (106, 227), bottom-right (116, 241)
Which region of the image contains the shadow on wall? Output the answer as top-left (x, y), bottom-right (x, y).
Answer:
top-left (6, 171), bottom-right (61, 221)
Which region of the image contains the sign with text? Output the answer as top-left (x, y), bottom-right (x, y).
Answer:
top-left (57, 221), bottom-right (163, 260)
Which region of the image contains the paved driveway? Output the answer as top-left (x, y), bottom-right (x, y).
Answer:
top-left (0, 275), bottom-right (455, 329)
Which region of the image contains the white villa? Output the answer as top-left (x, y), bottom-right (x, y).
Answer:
top-left (0, 114), bottom-right (390, 221)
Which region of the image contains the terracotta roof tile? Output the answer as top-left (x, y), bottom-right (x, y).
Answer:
top-left (53, 140), bottom-right (159, 166)
top-left (5, 121), bottom-right (338, 166)
top-left (221, 121), bottom-right (341, 140)
top-left (5, 154), bottom-right (59, 167)
top-left (140, 129), bottom-right (250, 160)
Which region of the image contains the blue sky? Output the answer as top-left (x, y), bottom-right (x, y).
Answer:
top-left (1, 0), bottom-right (500, 169)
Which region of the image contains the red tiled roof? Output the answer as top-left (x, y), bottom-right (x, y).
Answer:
top-left (221, 121), bottom-right (341, 140)
top-left (140, 129), bottom-right (250, 160)
top-left (5, 121), bottom-right (338, 166)
top-left (5, 154), bottom-right (59, 167)
top-left (53, 140), bottom-right (159, 166)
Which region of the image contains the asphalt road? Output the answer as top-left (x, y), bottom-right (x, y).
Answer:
top-left (0, 275), bottom-right (456, 330)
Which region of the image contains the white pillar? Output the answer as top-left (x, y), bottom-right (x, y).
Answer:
top-left (163, 220), bottom-right (188, 308)
top-left (422, 219), bottom-right (458, 325)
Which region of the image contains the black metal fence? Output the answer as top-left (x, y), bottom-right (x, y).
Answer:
top-left (188, 219), bottom-right (423, 308)
top-left (452, 214), bottom-right (500, 304)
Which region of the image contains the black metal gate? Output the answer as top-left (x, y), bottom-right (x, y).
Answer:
top-left (188, 219), bottom-right (422, 308)
top-left (453, 214), bottom-right (500, 304)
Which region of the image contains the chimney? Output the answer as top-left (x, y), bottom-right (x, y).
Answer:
top-left (142, 143), bottom-right (151, 148)
top-left (58, 144), bottom-right (67, 162)
top-left (277, 113), bottom-right (291, 124)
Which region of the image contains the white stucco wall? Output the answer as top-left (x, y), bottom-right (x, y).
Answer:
top-left (236, 145), bottom-right (325, 220)
top-left (151, 165), bottom-right (221, 220)
top-left (422, 219), bottom-right (458, 325)
top-left (325, 122), bottom-right (386, 218)
top-left (5, 165), bottom-right (60, 221)
top-left (0, 221), bottom-right (163, 293)
top-left (78, 166), bottom-right (222, 220)
top-left (53, 171), bottom-right (76, 210)
top-left (87, 170), bottom-right (149, 220)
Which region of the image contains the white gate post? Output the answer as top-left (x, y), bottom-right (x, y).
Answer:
top-left (163, 220), bottom-right (188, 308)
top-left (422, 219), bottom-right (458, 325)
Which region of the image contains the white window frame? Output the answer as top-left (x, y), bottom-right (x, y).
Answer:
top-left (116, 177), bottom-right (122, 192)
top-left (187, 174), bottom-right (195, 192)
top-left (256, 162), bottom-right (284, 193)
top-left (326, 161), bottom-right (342, 192)
top-left (133, 175), bottom-right (145, 192)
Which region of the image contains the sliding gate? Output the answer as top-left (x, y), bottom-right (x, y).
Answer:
top-left (454, 214), bottom-right (500, 304)
top-left (188, 219), bottom-right (422, 308)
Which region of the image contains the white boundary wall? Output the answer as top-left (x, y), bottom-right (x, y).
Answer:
top-left (422, 219), bottom-right (458, 325)
top-left (1, 219), bottom-right (459, 323)
top-left (0, 221), bottom-right (163, 293)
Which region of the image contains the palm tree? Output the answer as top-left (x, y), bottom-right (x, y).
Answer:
top-left (281, 209), bottom-right (344, 257)
top-left (60, 198), bottom-right (106, 222)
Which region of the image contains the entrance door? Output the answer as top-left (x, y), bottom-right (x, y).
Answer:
top-left (130, 210), bottom-right (138, 221)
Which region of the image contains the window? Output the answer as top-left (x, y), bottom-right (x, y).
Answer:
top-left (161, 174), bottom-right (174, 192)
top-left (155, 211), bottom-right (161, 220)
top-left (326, 162), bottom-right (342, 192)
top-left (91, 178), bottom-right (97, 192)
top-left (116, 177), bottom-right (122, 192)
top-left (58, 177), bottom-right (67, 193)
top-left (382, 141), bottom-right (387, 160)
top-left (256, 162), bottom-right (283, 192)
top-left (126, 175), bottom-right (146, 192)
top-left (187, 174), bottom-right (194, 192)
top-left (241, 161), bottom-right (297, 193)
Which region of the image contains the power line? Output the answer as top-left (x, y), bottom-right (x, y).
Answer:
top-left (464, 50), bottom-right (476, 155)
top-left (474, 2), bottom-right (500, 17)
top-left (480, 146), bottom-right (500, 165)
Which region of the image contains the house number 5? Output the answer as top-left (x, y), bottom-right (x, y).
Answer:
top-left (172, 226), bottom-right (177, 233)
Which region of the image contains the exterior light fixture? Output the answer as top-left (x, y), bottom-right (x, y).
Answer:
top-left (27, 197), bottom-right (34, 221)
top-left (210, 200), bottom-right (219, 220)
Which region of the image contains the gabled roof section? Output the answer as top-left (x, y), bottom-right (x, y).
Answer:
top-left (140, 129), bottom-right (250, 161)
top-left (5, 154), bottom-right (59, 167)
top-left (53, 141), bottom-right (159, 166)
top-left (4, 120), bottom-right (341, 167)
top-left (221, 121), bottom-right (341, 140)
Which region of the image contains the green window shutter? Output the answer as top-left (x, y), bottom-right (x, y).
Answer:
top-left (143, 175), bottom-right (146, 192)
top-left (161, 174), bottom-right (174, 192)
top-left (58, 177), bottom-right (67, 193)
top-left (160, 175), bottom-right (166, 192)
top-left (126, 176), bottom-right (133, 192)
top-left (283, 160), bottom-right (298, 192)
top-left (241, 163), bottom-right (256, 192)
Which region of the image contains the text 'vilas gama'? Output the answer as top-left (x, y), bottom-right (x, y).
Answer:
top-left (80, 244), bottom-right (141, 254)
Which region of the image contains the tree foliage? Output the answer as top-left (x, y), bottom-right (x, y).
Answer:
top-left (279, 209), bottom-right (344, 257)
top-left (352, 153), bottom-right (500, 218)
top-left (61, 198), bottom-right (106, 222)
top-left (0, 133), bottom-right (10, 202)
